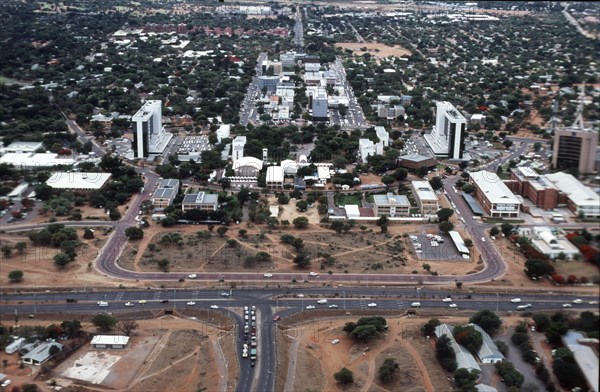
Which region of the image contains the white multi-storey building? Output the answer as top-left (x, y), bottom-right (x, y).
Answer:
top-left (232, 136), bottom-right (247, 161)
top-left (424, 101), bottom-right (466, 159)
top-left (131, 100), bottom-right (172, 158)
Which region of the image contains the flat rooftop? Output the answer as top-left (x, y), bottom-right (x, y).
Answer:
top-left (46, 172), bottom-right (111, 190)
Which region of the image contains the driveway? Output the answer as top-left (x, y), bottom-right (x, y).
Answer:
top-left (496, 328), bottom-right (546, 391)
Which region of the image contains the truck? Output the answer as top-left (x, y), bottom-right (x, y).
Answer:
top-left (250, 348), bottom-right (257, 360)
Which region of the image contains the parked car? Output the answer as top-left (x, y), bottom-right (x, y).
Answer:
top-left (309, 272), bottom-right (318, 277)
top-left (331, 339), bottom-right (340, 345)
top-left (210, 305), bottom-right (219, 309)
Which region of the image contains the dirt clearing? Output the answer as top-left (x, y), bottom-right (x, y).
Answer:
top-left (335, 42), bottom-right (411, 58)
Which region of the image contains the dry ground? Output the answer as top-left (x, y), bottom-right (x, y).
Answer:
top-left (122, 222), bottom-right (482, 277)
top-left (279, 313), bottom-right (540, 392)
top-left (335, 42), bottom-right (411, 58)
top-left (0, 315), bottom-right (234, 392)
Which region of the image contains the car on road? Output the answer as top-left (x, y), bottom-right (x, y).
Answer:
top-left (138, 300), bottom-right (147, 304)
top-left (442, 297), bottom-right (452, 302)
top-left (317, 299), bottom-right (328, 304)
top-left (481, 237), bottom-right (486, 242)
top-left (305, 305), bottom-right (316, 310)
top-left (186, 302), bottom-right (196, 306)
top-left (210, 305), bottom-right (219, 309)
top-left (296, 294), bottom-right (304, 298)
top-left (244, 314), bottom-right (249, 320)
top-left (250, 360), bottom-right (255, 367)
top-left (328, 304), bottom-right (339, 309)
top-left (573, 299), bottom-right (582, 304)
top-left (308, 272), bottom-right (318, 277)
top-left (562, 303), bottom-right (572, 308)
top-left (331, 339), bottom-right (340, 345)
top-left (160, 299), bottom-right (169, 304)
top-left (124, 302), bottom-right (135, 307)
top-left (263, 273), bottom-right (273, 278)
top-left (589, 301), bottom-right (599, 305)
top-left (97, 301), bottom-right (108, 307)
top-left (449, 304), bottom-right (458, 308)
top-left (221, 292), bottom-right (230, 297)
top-left (188, 274), bottom-right (197, 279)
top-left (367, 303), bottom-right (377, 307)
top-left (273, 315), bottom-right (281, 322)
top-left (510, 298), bottom-right (521, 303)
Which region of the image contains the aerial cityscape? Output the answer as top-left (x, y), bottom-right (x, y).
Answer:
top-left (0, 1), bottom-right (598, 391)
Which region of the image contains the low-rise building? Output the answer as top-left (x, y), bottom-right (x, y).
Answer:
top-left (1, 141), bottom-right (43, 154)
top-left (544, 172), bottom-right (600, 218)
top-left (411, 181), bottom-right (438, 216)
top-left (562, 331), bottom-right (599, 392)
top-left (528, 227), bottom-right (580, 260)
top-left (46, 172), bottom-right (112, 192)
top-left (397, 154), bottom-right (437, 171)
top-left (470, 324), bottom-right (505, 364)
top-left (469, 171), bottom-right (520, 218)
top-left (0, 152), bottom-right (75, 169)
top-left (434, 324), bottom-right (481, 372)
top-left (22, 342), bottom-right (63, 366)
top-left (181, 192), bottom-right (219, 212)
top-left (373, 193), bottom-right (410, 217)
top-left (233, 156), bottom-right (263, 177)
top-left (91, 335), bottom-right (130, 349)
top-left (216, 124), bottom-right (231, 143)
top-left (152, 179), bottom-right (180, 210)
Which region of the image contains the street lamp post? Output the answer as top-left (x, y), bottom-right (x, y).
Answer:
top-left (496, 293), bottom-right (499, 313)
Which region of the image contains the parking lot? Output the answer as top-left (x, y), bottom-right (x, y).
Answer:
top-left (177, 135), bottom-right (211, 155)
top-left (410, 233), bottom-right (465, 261)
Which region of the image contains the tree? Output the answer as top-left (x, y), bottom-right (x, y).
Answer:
top-left (501, 223), bottom-right (515, 237)
top-left (117, 320), bottom-right (139, 336)
top-left (8, 270), bottom-right (23, 282)
top-left (461, 184), bottom-right (475, 194)
top-left (502, 139), bottom-right (513, 149)
top-left (293, 253), bottom-right (311, 268)
top-left (296, 200), bottom-right (308, 212)
top-left (393, 168), bottom-right (408, 181)
top-left (454, 368), bottom-right (480, 392)
top-left (22, 384), bottom-right (39, 392)
top-left (217, 226), bottom-right (229, 237)
top-left (350, 324), bottom-right (379, 343)
top-left (524, 259), bottom-right (555, 278)
top-left (429, 176), bottom-right (443, 190)
top-left (83, 228), bottom-right (94, 239)
top-left (378, 358), bottom-right (399, 384)
top-left (1, 244), bottom-right (12, 258)
top-left (470, 310), bottom-right (502, 335)
top-left (463, 239), bottom-right (473, 248)
top-left (490, 227), bottom-right (500, 236)
top-left (421, 318), bottom-right (441, 336)
top-left (92, 313), bottom-right (117, 332)
top-left (343, 322), bottom-right (357, 335)
top-left (439, 221), bottom-right (454, 233)
top-left (437, 208), bottom-right (454, 222)
top-left (436, 335), bottom-right (457, 372)
top-left (333, 367), bottom-right (354, 385)
top-left (125, 227), bottom-right (144, 240)
top-left (453, 325), bottom-right (483, 354)
top-left (61, 320), bottom-right (82, 337)
top-left (376, 215), bottom-right (388, 233)
top-left (382, 175), bottom-right (395, 190)
top-left (15, 242), bottom-right (27, 255)
top-left (532, 314), bottom-right (550, 332)
top-left (157, 258), bottom-right (170, 272)
top-left (293, 216), bottom-right (309, 229)
top-left (109, 208), bottom-right (121, 221)
top-left (54, 252), bottom-right (72, 267)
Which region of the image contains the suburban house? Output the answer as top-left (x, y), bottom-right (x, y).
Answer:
top-left (469, 324), bottom-right (505, 364)
top-left (21, 342), bottom-right (63, 366)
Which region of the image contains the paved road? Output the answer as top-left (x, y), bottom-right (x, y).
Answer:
top-left (240, 52), bottom-right (267, 126)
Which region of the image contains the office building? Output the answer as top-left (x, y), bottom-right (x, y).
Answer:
top-left (411, 181), bottom-right (439, 216)
top-left (312, 89), bottom-right (328, 119)
top-left (544, 172), bottom-right (600, 218)
top-left (131, 100), bottom-right (172, 158)
top-left (424, 101), bottom-right (466, 159)
top-left (257, 76), bottom-right (280, 92)
top-left (152, 179), bottom-right (180, 210)
top-left (181, 192), bottom-right (219, 212)
top-left (469, 171), bottom-right (521, 218)
top-left (266, 166), bottom-right (285, 188)
top-left (216, 124), bottom-right (231, 143)
top-left (552, 128), bottom-right (598, 174)
top-left (372, 193), bottom-right (410, 217)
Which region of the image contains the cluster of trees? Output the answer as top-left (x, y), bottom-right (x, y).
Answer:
top-left (343, 317), bottom-right (388, 343)
top-left (437, 208), bottom-right (454, 233)
top-left (378, 358), bottom-right (399, 384)
top-left (280, 234), bottom-right (310, 268)
top-left (1, 241), bottom-right (27, 259)
top-left (435, 334), bottom-right (457, 372)
top-left (91, 313), bottom-right (138, 336)
top-left (452, 325), bottom-right (482, 355)
top-left (28, 224), bottom-right (80, 267)
top-left (495, 361), bottom-right (524, 389)
top-left (511, 322), bottom-right (538, 364)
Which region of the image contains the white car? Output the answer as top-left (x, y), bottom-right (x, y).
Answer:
top-left (188, 274), bottom-right (197, 279)
top-left (187, 301), bottom-right (196, 306)
top-left (297, 294), bottom-right (304, 298)
top-left (264, 273), bottom-right (273, 278)
top-left (510, 298), bottom-right (522, 303)
top-left (442, 297), bottom-right (452, 302)
top-left (309, 272), bottom-right (319, 277)
top-left (97, 301), bottom-right (108, 307)
top-left (221, 292), bottom-right (230, 297)
top-left (1, 380), bottom-right (11, 388)
top-left (449, 304), bottom-right (458, 308)
top-left (317, 299), bottom-right (328, 304)
top-left (562, 303), bottom-right (572, 308)
top-left (573, 299), bottom-right (582, 304)
top-left (331, 339), bottom-right (340, 345)
top-left (138, 300), bottom-right (147, 304)
top-left (328, 304), bottom-right (339, 309)
top-left (242, 350), bottom-right (248, 358)
top-left (124, 302), bottom-right (135, 307)
top-left (367, 303), bottom-right (377, 307)
top-left (210, 305), bottom-right (219, 309)
top-left (306, 305), bottom-right (316, 310)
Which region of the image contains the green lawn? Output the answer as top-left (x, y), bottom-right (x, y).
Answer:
top-left (337, 195), bottom-right (361, 206)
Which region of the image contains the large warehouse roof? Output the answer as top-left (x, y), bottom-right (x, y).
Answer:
top-left (46, 172), bottom-right (111, 190)
top-left (91, 335), bottom-right (130, 346)
top-left (544, 172), bottom-right (599, 208)
top-left (469, 171), bottom-right (520, 204)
